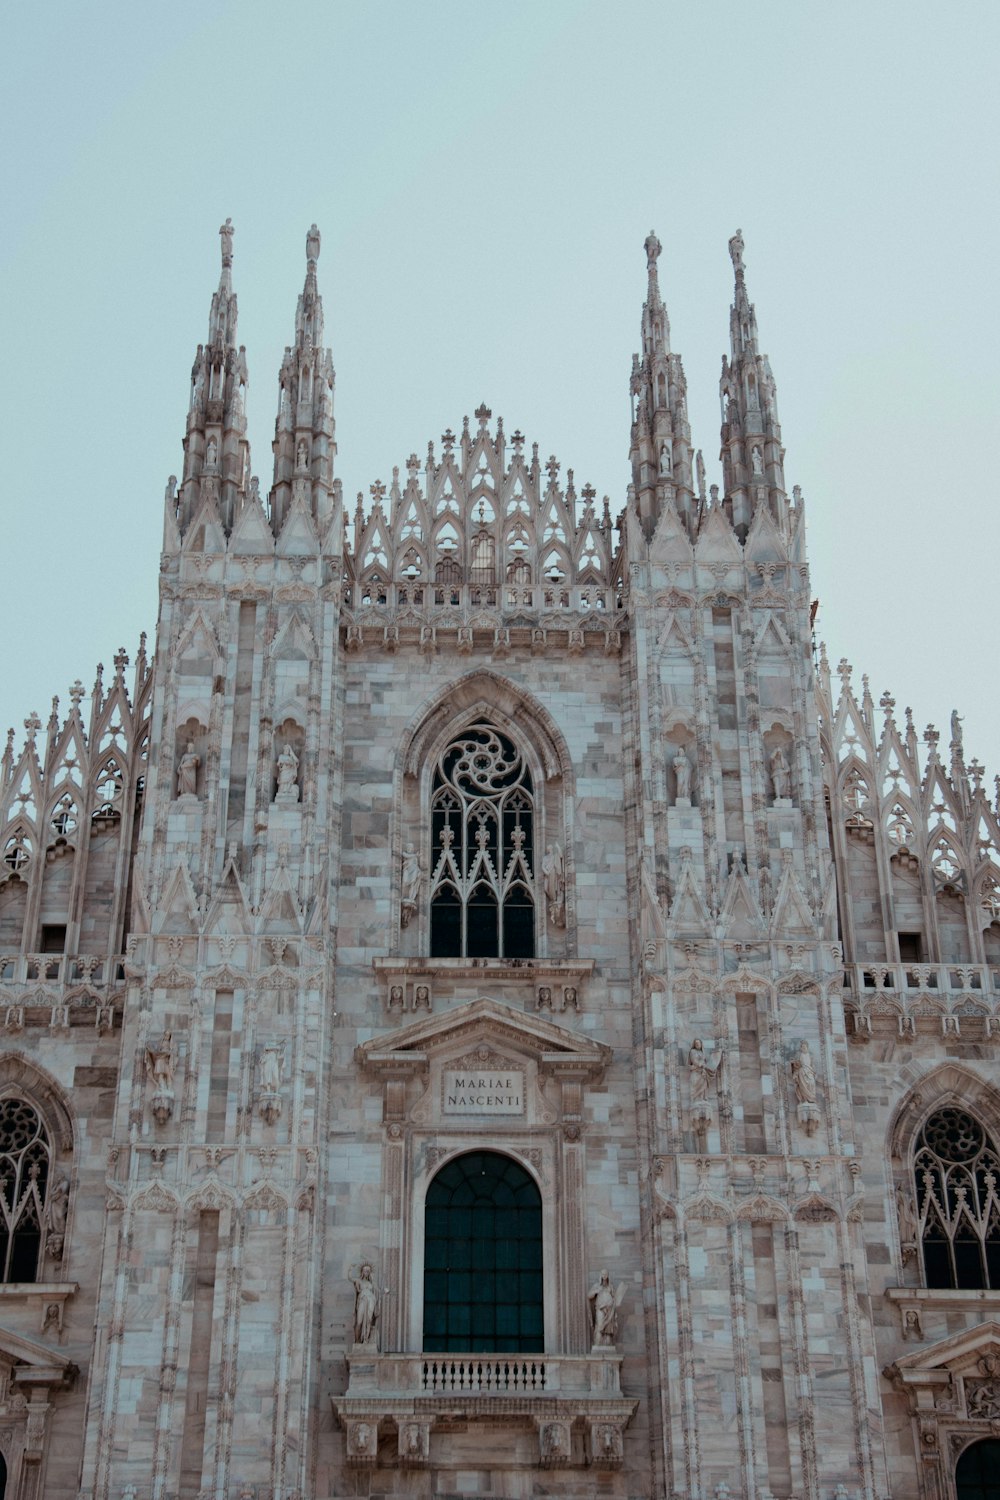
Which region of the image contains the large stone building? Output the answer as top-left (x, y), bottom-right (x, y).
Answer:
top-left (0, 221), bottom-right (998, 1500)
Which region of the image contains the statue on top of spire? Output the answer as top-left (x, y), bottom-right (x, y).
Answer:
top-left (728, 228), bottom-right (745, 278)
top-left (644, 231), bottom-right (661, 273)
top-left (306, 223), bottom-right (321, 266)
top-left (220, 217), bottom-right (234, 269)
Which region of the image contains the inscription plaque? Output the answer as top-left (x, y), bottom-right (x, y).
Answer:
top-left (443, 1069), bottom-right (525, 1115)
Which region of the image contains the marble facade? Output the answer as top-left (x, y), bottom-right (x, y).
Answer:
top-left (0, 222), bottom-right (998, 1499)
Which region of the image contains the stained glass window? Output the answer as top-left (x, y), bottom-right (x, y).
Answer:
top-left (429, 726), bottom-right (535, 959)
top-left (914, 1108), bottom-right (1000, 1290)
top-left (0, 1098), bottom-right (51, 1283)
top-left (423, 1152), bottom-right (543, 1353)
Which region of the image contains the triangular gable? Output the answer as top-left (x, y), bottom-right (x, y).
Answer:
top-left (276, 488), bottom-right (320, 557)
top-left (694, 504), bottom-right (743, 567)
top-left (152, 859), bottom-right (200, 934)
top-left (356, 996), bottom-right (610, 1079)
top-left (770, 858), bottom-right (817, 938)
top-left (719, 863), bottom-right (766, 940)
top-left (649, 501), bottom-right (694, 567)
top-left (667, 857), bottom-right (713, 938)
top-left (229, 486), bottom-right (275, 555)
top-left (743, 502), bottom-right (788, 565)
top-left (182, 485), bottom-right (226, 555)
top-left (203, 856), bottom-right (252, 935)
top-left (889, 1320), bottom-right (1000, 1390)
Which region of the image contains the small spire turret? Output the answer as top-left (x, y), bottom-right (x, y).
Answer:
top-left (719, 230), bottom-right (788, 539)
top-left (270, 225), bottom-right (337, 543)
top-left (629, 232), bottom-right (696, 541)
top-left (176, 219), bottom-right (251, 538)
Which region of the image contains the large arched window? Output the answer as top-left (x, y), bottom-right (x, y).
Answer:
top-left (423, 1151), bottom-right (543, 1352)
top-left (0, 1097), bottom-right (52, 1283)
top-left (429, 726), bottom-right (535, 959)
top-left (914, 1108), bottom-right (1000, 1290)
top-left (956, 1438), bottom-right (1000, 1500)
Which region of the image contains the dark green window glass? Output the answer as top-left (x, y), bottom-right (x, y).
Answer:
top-left (957, 1439), bottom-right (1000, 1500)
top-left (423, 1151), bottom-right (543, 1353)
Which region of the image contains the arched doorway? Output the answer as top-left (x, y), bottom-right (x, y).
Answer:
top-left (423, 1151), bottom-right (542, 1353)
top-left (957, 1438), bottom-right (1000, 1500)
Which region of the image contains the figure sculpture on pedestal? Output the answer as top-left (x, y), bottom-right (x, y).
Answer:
top-left (542, 844), bottom-right (565, 927)
top-left (770, 746), bottom-right (790, 800)
top-left (176, 742), bottom-right (200, 799)
top-left (673, 748), bottom-right (693, 802)
top-left (588, 1269), bottom-right (625, 1347)
top-left (275, 744), bottom-right (300, 804)
top-left (351, 1263), bottom-right (379, 1347)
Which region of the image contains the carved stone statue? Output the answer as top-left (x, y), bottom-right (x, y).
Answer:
top-left (147, 1032), bottom-right (175, 1094)
top-left (176, 742), bottom-right (200, 799)
top-left (542, 844), bottom-right (565, 927)
top-left (896, 1184), bottom-right (918, 1244)
top-left (206, 437), bottom-right (218, 470)
top-left (219, 217), bottom-right (234, 268)
top-left (45, 1177), bottom-right (69, 1257)
top-left (751, 445), bottom-right (764, 476)
top-left (689, 1038), bottom-right (722, 1102)
top-left (696, 449), bottom-right (706, 499)
top-left (728, 228), bottom-right (745, 275)
top-left (351, 1263), bottom-right (378, 1346)
top-left (770, 746), bottom-right (790, 800)
top-left (400, 844), bottom-right (422, 927)
top-left (259, 1044), bottom-right (282, 1094)
top-left (659, 441), bottom-right (672, 476)
top-left (673, 748), bottom-right (693, 802)
top-left (306, 223), bottom-right (321, 265)
top-left (588, 1269), bottom-right (625, 1347)
top-left (275, 744), bottom-right (300, 804)
top-left (791, 1040), bottom-right (817, 1105)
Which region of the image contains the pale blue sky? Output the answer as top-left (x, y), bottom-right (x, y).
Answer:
top-left (1, 1), bottom-right (997, 776)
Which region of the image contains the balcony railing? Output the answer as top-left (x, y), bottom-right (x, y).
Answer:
top-left (0, 953), bottom-right (125, 987)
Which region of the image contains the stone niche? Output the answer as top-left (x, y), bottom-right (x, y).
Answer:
top-left (334, 997), bottom-right (636, 1471)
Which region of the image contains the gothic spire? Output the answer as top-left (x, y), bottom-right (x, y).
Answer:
top-left (269, 225), bottom-right (337, 542)
top-left (629, 232), bottom-right (696, 542)
top-left (175, 219), bottom-right (251, 538)
top-left (719, 230), bottom-right (787, 538)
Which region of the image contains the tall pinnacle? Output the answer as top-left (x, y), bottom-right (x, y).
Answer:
top-left (719, 229), bottom-right (786, 538)
top-left (175, 219), bottom-right (250, 538)
top-left (629, 232), bottom-right (694, 541)
top-left (270, 225), bottom-right (337, 541)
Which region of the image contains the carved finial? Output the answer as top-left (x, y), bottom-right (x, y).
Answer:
top-left (474, 402), bottom-right (492, 427)
top-left (306, 223), bottom-right (321, 266)
top-left (69, 680), bottom-right (84, 709)
top-left (23, 712), bottom-right (41, 743)
top-left (546, 455), bottom-right (560, 484)
top-left (728, 228), bottom-right (745, 278)
top-left (220, 217), bottom-right (234, 269)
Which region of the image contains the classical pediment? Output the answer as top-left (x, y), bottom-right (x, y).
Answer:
top-left (355, 996), bottom-right (611, 1081)
top-left (888, 1319), bottom-right (1000, 1385)
top-left (0, 1322), bottom-right (78, 1389)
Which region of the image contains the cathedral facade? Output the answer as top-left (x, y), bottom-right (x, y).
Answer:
top-left (0, 221), bottom-right (998, 1500)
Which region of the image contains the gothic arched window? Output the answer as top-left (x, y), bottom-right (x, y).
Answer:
top-left (423, 1151), bottom-right (543, 1353)
top-left (429, 726), bottom-right (535, 959)
top-left (0, 1098), bottom-right (52, 1283)
top-left (914, 1108), bottom-right (1000, 1290)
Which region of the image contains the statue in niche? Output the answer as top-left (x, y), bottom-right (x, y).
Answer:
top-left (400, 844), bottom-right (422, 927)
top-left (751, 445), bottom-right (764, 476)
top-left (45, 1177), bottom-right (69, 1258)
top-left (259, 1044), bottom-right (282, 1093)
top-left (351, 1262), bottom-right (379, 1347)
top-left (659, 441), bottom-right (672, 476)
top-left (206, 437), bottom-right (218, 470)
top-left (896, 1184), bottom-right (918, 1246)
top-left (770, 746), bottom-right (791, 800)
top-left (176, 741), bottom-right (200, 798)
top-left (275, 744), bottom-right (300, 804)
top-left (689, 1037), bottom-right (723, 1102)
top-left (147, 1032), bottom-right (175, 1094)
top-left (542, 844), bottom-right (566, 927)
top-left (673, 747), bottom-right (693, 802)
top-left (790, 1040), bottom-right (817, 1105)
top-left (296, 440), bottom-right (308, 471)
top-left (588, 1269), bottom-right (626, 1347)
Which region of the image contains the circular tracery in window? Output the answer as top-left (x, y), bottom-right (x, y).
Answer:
top-left (920, 1108), bottom-right (986, 1163)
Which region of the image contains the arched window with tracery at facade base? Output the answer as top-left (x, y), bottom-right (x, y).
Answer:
top-left (0, 1097), bottom-right (52, 1283)
top-left (423, 1151), bottom-right (543, 1353)
top-left (914, 1107), bottom-right (1000, 1290)
top-left (429, 725), bottom-right (535, 959)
